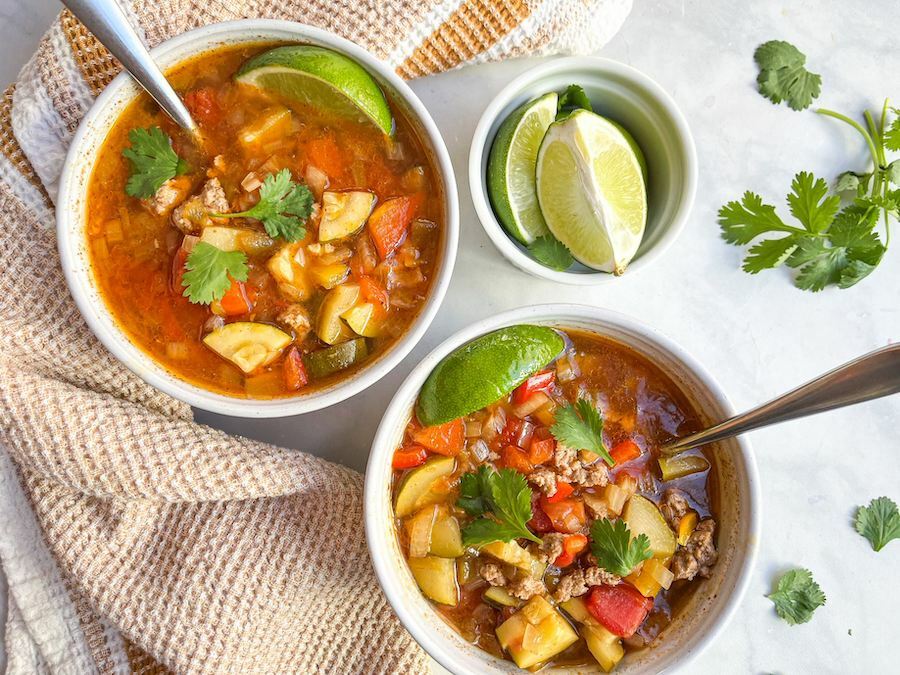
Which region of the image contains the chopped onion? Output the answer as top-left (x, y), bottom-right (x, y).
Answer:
top-left (406, 505), bottom-right (437, 558)
top-left (465, 420), bottom-right (483, 438)
top-left (515, 420), bottom-right (535, 449)
top-left (603, 483), bottom-right (627, 516)
top-left (556, 354), bottom-right (579, 383)
top-left (203, 315), bottom-right (225, 334)
top-left (615, 473), bottom-right (638, 501)
top-left (470, 439), bottom-right (490, 462)
top-left (649, 560), bottom-right (675, 590)
top-left (240, 172), bottom-right (262, 192)
top-left (165, 342), bottom-right (189, 360)
top-left (512, 391), bottom-right (550, 419)
top-left (305, 165), bottom-right (328, 199)
top-left (483, 407), bottom-right (506, 442)
top-left (386, 138), bottom-right (407, 161)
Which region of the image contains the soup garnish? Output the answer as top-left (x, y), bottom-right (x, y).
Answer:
top-left (391, 325), bottom-right (718, 671)
top-left (86, 43), bottom-right (443, 397)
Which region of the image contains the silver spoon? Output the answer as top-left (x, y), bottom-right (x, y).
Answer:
top-left (61, 0), bottom-right (199, 136)
top-left (661, 343), bottom-right (900, 455)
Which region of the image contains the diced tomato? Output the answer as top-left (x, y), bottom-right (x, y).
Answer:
top-left (171, 246), bottom-right (189, 295)
top-left (183, 87), bottom-right (221, 126)
top-left (283, 347), bottom-right (308, 391)
top-left (512, 370), bottom-right (556, 404)
top-left (392, 445), bottom-right (429, 469)
top-left (527, 493), bottom-right (554, 533)
top-left (528, 436), bottom-right (556, 465)
top-left (554, 534), bottom-right (588, 567)
top-left (359, 275), bottom-right (389, 310)
top-left (586, 583), bottom-right (654, 638)
top-left (305, 135), bottom-right (345, 179)
top-left (500, 445), bottom-right (534, 474)
top-left (411, 419), bottom-right (464, 456)
top-left (539, 497), bottom-right (586, 533)
top-left (219, 278), bottom-right (254, 316)
top-left (367, 194), bottom-right (423, 259)
top-left (546, 480), bottom-right (574, 503)
top-left (610, 439), bottom-right (642, 466)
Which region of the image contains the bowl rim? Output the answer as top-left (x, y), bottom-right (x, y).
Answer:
top-left (56, 19), bottom-right (459, 418)
top-left (365, 303), bottom-right (761, 674)
top-left (467, 56), bottom-right (698, 286)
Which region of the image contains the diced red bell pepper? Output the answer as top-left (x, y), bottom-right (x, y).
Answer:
top-left (528, 436), bottom-right (556, 465)
top-left (219, 278), bottom-right (255, 316)
top-left (392, 445), bottom-right (429, 469)
top-left (527, 493), bottom-right (554, 533)
top-left (539, 497), bottom-right (586, 533)
top-left (499, 417), bottom-right (523, 446)
top-left (609, 439), bottom-right (642, 466)
top-left (367, 194), bottom-right (423, 259)
top-left (306, 135), bottom-right (345, 179)
top-left (283, 347), bottom-right (308, 390)
top-left (546, 480), bottom-right (574, 503)
top-left (554, 533), bottom-right (588, 567)
top-left (411, 418), bottom-right (464, 456)
top-left (586, 583), bottom-right (654, 638)
top-left (512, 370), bottom-right (556, 404)
top-left (183, 87), bottom-right (222, 126)
top-left (500, 445), bottom-right (534, 474)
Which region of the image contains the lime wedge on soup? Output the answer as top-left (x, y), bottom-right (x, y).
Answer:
top-left (536, 109), bottom-right (647, 274)
top-left (487, 92), bottom-right (557, 244)
top-left (416, 325), bottom-right (564, 426)
top-left (236, 45), bottom-right (393, 135)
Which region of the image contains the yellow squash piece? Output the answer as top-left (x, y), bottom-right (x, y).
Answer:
top-left (317, 191), bottom-right (376, 242)
top-left (203, 322), bottom-right (291, 374)
top-left (483, 587), bottom-right (520, 608)
top-left (482, 541), bottom-right (545, 577)
top-left (200, 226), bottom-right (274, 254)
top-left (309, 263), bottom-right (349, 289)
top-left (625, 558), bottom-right (674, 598)
top-left (623, 494), bottom-right (677, 558)
top-left (429, 513), bottom-right (464, 558)
top-left (677, 511), bottom-right (699, 546)
top-left (560, 597), bottom-right (625, 672)
top-left (495, 596), bottom-right (578, 669)
top-left (394, 456), bottom-right (455, 517)
top-left (342, 302), bottom-right (380, 337)
top-left (407, 555), bottom-right (458, 606)
top-left (238, 105), bottom-right (292, 147)
top-left (316, 283), bottom-right (360, 344)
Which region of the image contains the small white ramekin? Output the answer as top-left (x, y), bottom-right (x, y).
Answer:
top-left (365, 304), bottom-right (759, 674)
top-left (57, 20), bottom-right (458, 417)
top-left (469, 57), bottom-right (697, 285)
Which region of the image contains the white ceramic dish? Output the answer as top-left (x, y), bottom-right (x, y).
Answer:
top-left (469, 58), bottom-right (697, 285)
top-left (365, 304), bottom-right (759, 674)
top-left (57, 19), bottom-right (458, 418)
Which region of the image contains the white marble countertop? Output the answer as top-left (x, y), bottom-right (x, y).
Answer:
top-left (2, 0), bottom-right (898, 672)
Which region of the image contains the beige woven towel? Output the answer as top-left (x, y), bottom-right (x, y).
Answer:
top-left (0, 1), bottom-right (631, 672)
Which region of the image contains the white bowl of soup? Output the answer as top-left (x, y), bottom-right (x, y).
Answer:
top-left (57, 20), bottom-right (458, 417)
top-left (365, 304), bottom-right (759, 673)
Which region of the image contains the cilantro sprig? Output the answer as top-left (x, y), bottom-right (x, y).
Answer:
top-left (589, 518), bottom-right (651, 577)
top-left (215, 168), bottom-right (313, 241)
top-left (529, 235), bottom-right (574, 271)
top-left (456, 467), bottom-right (541, 547)
top-left (181, 242), bottom-right (248, 304)
top-left (550, 398), bottom-right (614, 465)
top-left (557, 84), bottom-right (592, 120)
top-left (122, 127), bottom-right (188, 199)
top-left (754, 40), bottom-right (821, 111)
top-left (855, 496), bottom-right (900, 552)
top-left (767, 568), bottom-right (826, 625)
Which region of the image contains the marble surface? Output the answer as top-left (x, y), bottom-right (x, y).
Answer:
top-left (2, 0), bottom-right (899, 672)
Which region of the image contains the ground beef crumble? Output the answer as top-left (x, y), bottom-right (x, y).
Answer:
top-left (553, 566), bottom-right (620, 603)
top-left (528, 468), bottom-right (558, 496)
top-left (671, 518), bottom-right (718, 581)
top-left (659, 488), bottom-right (691, 531)
top-left (553, 444), bottom-right (609, 487)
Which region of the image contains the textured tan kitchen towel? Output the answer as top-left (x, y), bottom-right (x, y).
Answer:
top-left (0, 1), bottom-right (631, 673)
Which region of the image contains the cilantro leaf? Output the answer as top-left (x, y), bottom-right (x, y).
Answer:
top-left (122, 127), bottom-right (189, 199)
top-left (557, 84), bottom-right (592, 120)
top-left (718, 191), bottom-right (794, 245)
top-left (589, 518), bottom-right (652, 576)
top-left (460, 468), bottom-right (541, 546)
top-left (742, 237), bottom-right (798, 274)
top-left (787, 172), bottom-right (841, 233)
top-left (855, 496), bottom-right (900, 552)
top-left (754, 41), bottom-right (821, 111)
top-left (768, 568), bottom-right (826, 625)
top-left (886, 161), bottom-right (900, 186)
top-left (529, 235), bottom-right (574, 271)
top-left (884, 113), bottom-right (900, 151)
top-left (550, 398), bottom-right (613, 465)
top-left (216, 168), bottom-right (313, 241)
top-left (457, 466), bottom-right (495, 516)
top-left (181, 242), bottom-right (248, 304)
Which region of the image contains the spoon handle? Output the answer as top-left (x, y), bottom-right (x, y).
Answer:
top-left (661, 343), bottom-right (900, 455)
top-left (62, 0), bottom-right (198, 135)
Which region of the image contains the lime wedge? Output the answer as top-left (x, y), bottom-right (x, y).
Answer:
top-left (487, 93), bottom-right (558, 244)
top-left (416, 325), bottom-right (564, 426)
top-left (536, 109), bottom-right (647, 274)
top-left (236, 45), bottom-right (393, 135)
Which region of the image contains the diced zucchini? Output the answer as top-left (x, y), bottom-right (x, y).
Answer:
top-left (429, 514), bottom-right (464, 558)
top-left (239, 105), bottom-right (292, 147)
top-left (658, 454), bottom-right (711, 481)
top-left (342, 302), bottom-right (380, 337)
top-left (559, 597), bottom-right (592, 624)
top-left (316, 283), bottom-right (360, 344)
top-left (318, 191), bottom-right (376, 242)
top-left (583, 624), bottom-right (625, 672)
top-left (482, 541), bottom-right (543, 575)
top-left (393, 456), bottom-right (455, 518)
top-left (200, 226), bottom-right (274, 254)
top-left (484, 587), bottom-right (520, 608)
top-left (495, 597), bottom-right (578, 669)
top-left (623, 495), bottom-right (677, 558)
top-left (302, 338), bottom-right (368, 379)
top-left (309, 263), bottom-right (349, 289)
top-left (407, 555), bottom-right (458, 606)
top-left (202, 322), bottom-right (291, 374)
